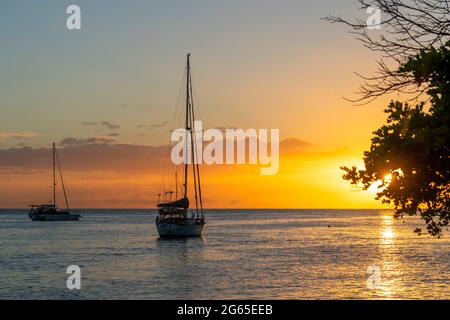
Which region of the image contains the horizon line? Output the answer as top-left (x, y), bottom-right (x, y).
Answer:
top-left (0, 207), bottom-right (392, 210)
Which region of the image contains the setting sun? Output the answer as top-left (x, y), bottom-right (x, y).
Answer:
top-left (384, 173), bottom-right (392, 184)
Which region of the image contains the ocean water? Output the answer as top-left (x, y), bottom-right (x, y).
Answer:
top-left (0, 209), bottom-right (448, 300)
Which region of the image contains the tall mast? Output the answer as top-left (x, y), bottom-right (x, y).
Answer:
top-left (55, 146), bottom-right (70, 210)
top-left (190, 82), bottom-right (203, 215)
top-left (52, 142), bottom-right (56, 207)
top-left (183, 53), bottom-right (190, 199)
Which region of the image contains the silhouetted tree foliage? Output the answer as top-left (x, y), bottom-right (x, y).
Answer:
top-left (327, 0), bottom-right (450, 236)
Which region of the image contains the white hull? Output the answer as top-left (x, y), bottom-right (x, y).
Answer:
top-left (156, 220), bottom-right (205, 237)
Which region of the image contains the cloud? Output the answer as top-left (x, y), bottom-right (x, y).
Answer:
top-left (0, 142), bottom-right (168, 174)
top-left (59, 136), bottom-right (118, 147)
top-left (101, 121), bottom-right (120, 130)
top-left (280, 138), bottom-right (313, 153)
top-left (0, 137), bottom-right (359, 208)
top-left (81, 121), bottom-right (121, 135)
top-left (137, 121), bottom-right (169, 130)
top-left (0, 131), bottom-right (39, 139)
top-left (15, 142), bottom-right (29, 148)
top-left (0, 137), bottom-right (332, 175)
top-left (81, 121), bottom-right (121, 131)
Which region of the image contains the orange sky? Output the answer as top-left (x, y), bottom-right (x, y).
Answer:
top-left (0, 1), bottom-right (397, 209)
top-left (0, 138), bottom-right (385, 208)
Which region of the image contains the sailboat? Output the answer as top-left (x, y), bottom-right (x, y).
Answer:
top-left (155, 53), bottom-right (206, 237)
top-left (28, 143), bottom-right (80, 221)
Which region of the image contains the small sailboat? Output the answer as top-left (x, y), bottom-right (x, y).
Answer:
top-left (155, 53), bottom-right (206, 237)
top-left (28, 143), bottom-right (80, 221)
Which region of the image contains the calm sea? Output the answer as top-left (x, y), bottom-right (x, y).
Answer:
top-left (0, 209), bottom-right (448, 299)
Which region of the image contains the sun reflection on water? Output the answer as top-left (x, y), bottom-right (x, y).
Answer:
top-left (377, 214), bottom-right (401, 298)
top-left (381, 215), bottom-right (395, 245)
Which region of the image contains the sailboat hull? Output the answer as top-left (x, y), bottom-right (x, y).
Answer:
top-left (31, 214), bottom-right (80, 221)
top-left (156, 218), bottom-right (205, 237)
top-left (29, 206), bottom-right (80, 221)
top-left (31, 213), bottom-right (80, 221)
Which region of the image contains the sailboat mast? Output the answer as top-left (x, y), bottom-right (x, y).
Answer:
top-left (190, 83), bottom-right (203, 215)
top-left (183, 53), bottom-right (190, 199)
top-left (55, 146), bottom-right (70, 210)
top-left (175, 171), bottom-right (178, 199)
top-left (52, 142), bottom-right (56, 207)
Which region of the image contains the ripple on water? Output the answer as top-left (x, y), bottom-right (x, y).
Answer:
top-left (0, 209), bottom-right (448, 299)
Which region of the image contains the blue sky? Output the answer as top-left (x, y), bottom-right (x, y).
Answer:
top-left (0, 0), bottom-right (383, 149)
top-left (0, 1), bottom-right (398, 208)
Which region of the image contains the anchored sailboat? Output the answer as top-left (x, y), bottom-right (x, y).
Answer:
top-left (28, 143), bottom-right (80, 221)
top-left (155, 53), bottom-right (206, 237)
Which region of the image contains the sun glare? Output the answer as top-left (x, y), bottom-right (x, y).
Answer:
top-left (367, 173), bottom-right (393, 194)
top-left (383, 173), bottom-right (392, 185)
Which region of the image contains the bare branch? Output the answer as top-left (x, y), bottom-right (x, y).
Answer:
top-left (324, 0), bottom-right (450, 104)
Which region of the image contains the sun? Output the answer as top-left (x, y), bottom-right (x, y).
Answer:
top-left (367, 173), bottom-right (393, 194)
top-left (383, 173), bottom-right (392, 184)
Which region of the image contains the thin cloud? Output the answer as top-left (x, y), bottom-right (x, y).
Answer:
top-left (101, 121), bottom-right (120, 130)
top-left (0, 142), bottom-right (168, 173)
top-left (60, 136), bottom-right (117, 147)
top-left (15, 142), bottom-right (29, 148)
top-left (280, 138), bottom-right (313, 152)
top-left (0, 136), bottom-right (345, 177)
top-left (137, 121), bottom-right (169, 130)
top-left (0, 131), bottom-right (39, 139)
top-left (81, 121), bottom-right (120, 130)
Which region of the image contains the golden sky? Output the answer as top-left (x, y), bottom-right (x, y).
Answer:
top-left (0, 138), bottom-right (385, 208)
top-left (0, 1), bottom-right (393, 208)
